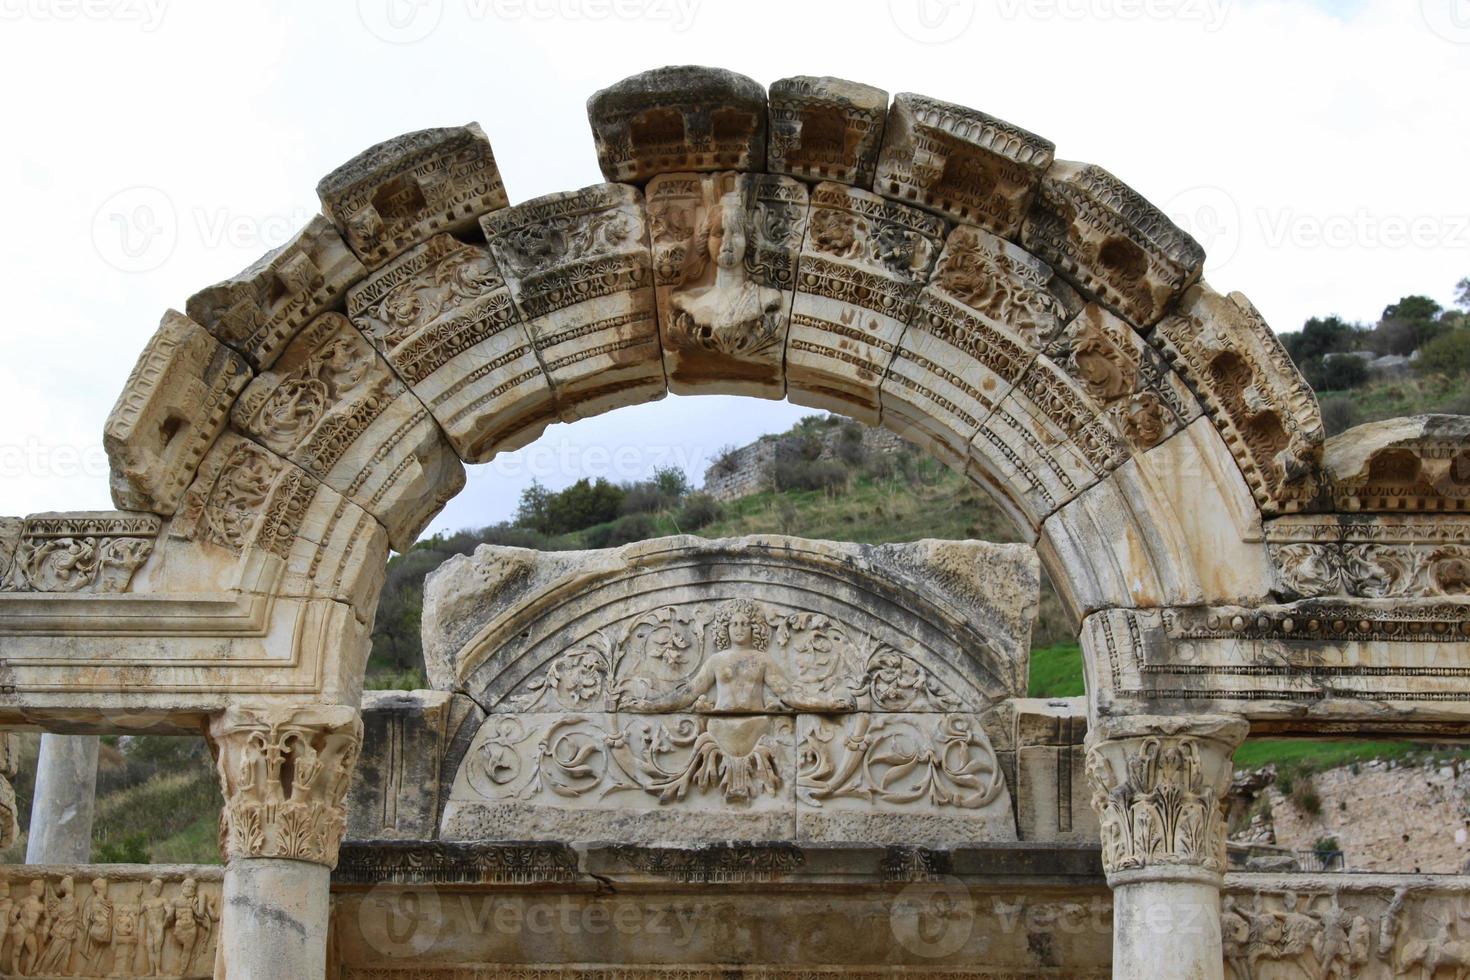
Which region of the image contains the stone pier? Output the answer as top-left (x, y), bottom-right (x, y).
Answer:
top-left (25, 733), bottom-right (99, 864)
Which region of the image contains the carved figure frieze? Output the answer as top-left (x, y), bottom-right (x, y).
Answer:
top-left (647, 171), bottom-right (807, 396)
top-left (0, 873), bottom-right (218, 979)
top-left (876, 93), bottom-right (1055, 236)
top-left (209, 704), bottom-right (363, 867)
top-left (508, 599), bottom-right (963, 716)
top-left (768, 75), bottom-right (888, 187)
top-left (317, 124), bottom-right (507, 267)
top-left (0, 513), bottom-right (158, 594)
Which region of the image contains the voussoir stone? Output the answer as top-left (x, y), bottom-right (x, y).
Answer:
top-left (768, 75), bottom-right (889, 188)
top-left (229, 312), bottom-right (465, 551)
top-left (482, 183), bottom-right (666, 420)
top-left (1324, 414), bottom-right (1470, 513)
top-left (588, 65), bottom-right (768, 183)
top-left (317, 124), bottom-right (508, 268)
top-left (104, 310), bottom-right (252, 516)
top-left (347, 233), bottom-right (557, 462)
top-left (186, 215), bottom-right (366, 371)
top-left (646, 170), bottom-right (808, 397)
top-left (875, 92), bottom-right (1055, 238)
top-left (1022, 161), bottom-right (1204, 328)
top-left (785, 182), bottom-right (947, 424)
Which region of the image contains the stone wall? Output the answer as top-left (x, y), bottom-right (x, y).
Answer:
top-left (701, 424), bottom-right (910, 501)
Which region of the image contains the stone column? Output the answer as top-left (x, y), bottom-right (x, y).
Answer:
top-left (25, 733), bottom-right (100, 863)
top-left (0, 733), bottom-right (21, 851)
top-left (1085, 714), bottom-right (1247, 980)
top-left (208, 704), bottom-right (361, 980)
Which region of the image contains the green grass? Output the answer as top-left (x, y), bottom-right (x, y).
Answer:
top-left (1233, 739), bottom-right (1422, 772)
top-left (1028, 643), bottom-right (1086, 698)
top-left (1318, 373), bottom-right (1470, 434)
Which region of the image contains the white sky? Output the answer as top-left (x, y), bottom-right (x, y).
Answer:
top-left (0, 0), bottom-right (1465, 541)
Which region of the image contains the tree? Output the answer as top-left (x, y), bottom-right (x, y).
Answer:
top-left (515, 481), bottom-right (555, 535)
top-left (1281, 315), bottom-right (1360, 364)
top-left (1311, 354), bottom-right (1369, 391)
top-left (1371, 295), bottom-right (1445, 356)
top-left (1456, 277), bottom-right (1470, 312)
top-left (1417, 327), bottom-right (1470, 376)
top-left (1382, 295), bottom-right (1442, 323)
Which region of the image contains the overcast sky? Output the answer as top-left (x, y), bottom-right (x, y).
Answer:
top-left (0, 0), bottom-right (1465, 540)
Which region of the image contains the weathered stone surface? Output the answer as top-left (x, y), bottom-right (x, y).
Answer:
top-left (1040, 417), bottom-right (1273, 616)
top-left (1324, 414), bottom-right (1470, 513)
top-left (0, 733), bottom-right (16, 850)
top-left (0, 865), bottom-right (222, 978)
top-left (785, 182), bottom-right (946, 423)
top-left (1022, 161), bottom-right (1204, 327)
top-left (768, 75), bottom-right (888, 187)
top-left (346, 689), bottom-right (483, 842)
top-left (647, 171), bottom-right (807, 396)
top-left (104, 311), bottom-right (252, 515)
top-left (317, 124), bottom-right (507, 267)
top-left (167, 430), bottom-right (389, 615)
top-left (1265, 513), bottom-right (1470, 600)
top-left (230, 311), bottom-right (465, 550)
top-left (1012, 697), bottom-right (1097, 844)
top-left (186, 215), bottom-right (366, 371)
top-left (483, 183), bottom-right (666, 419)
top-left (1154, 283), bottom-right (1324, 514)
top-left (222, 859), bottom-right (330, 980)
top-left (0, 511), bottom-right (159, 594)
top-left (880, 224), bottom-right (1082, 470)
top-left (347, 233), bottom-right (556, 462)
top-left (875, 93), bottom-right (1054, 237)
top-left (588, 65), bottom-right (767, 183)
top-left (1043, 302), bottom-right (1201, 454)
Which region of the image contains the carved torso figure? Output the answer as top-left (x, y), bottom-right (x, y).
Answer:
top-left (668, 192), bottom-right (784, 357)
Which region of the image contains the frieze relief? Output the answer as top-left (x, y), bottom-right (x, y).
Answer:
top-left (767, 75), bottom-right (888, 187)
top-left (0, 513), bottom-right (158, 594)
top-left (647, 171), bottom-right (807, 396)
top-left (0, 871), bottom-right (219, 979)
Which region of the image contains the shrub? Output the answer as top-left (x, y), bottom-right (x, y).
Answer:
top-left (1308, 354), bottom-right (1369, 391)
top-left (773, 457), bottom-right (849, 493)
top-left (585, 513), bottom-right (658, 549)
top-left (1417, 327), bottom-right (1470, 376)
top-left (676, 493), bottom-right (722, 530)
top-left (96, 833), bottom-right (151, 864)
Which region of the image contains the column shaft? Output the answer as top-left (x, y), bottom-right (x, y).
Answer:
top-left (26, 733), bottom-right (100, 864)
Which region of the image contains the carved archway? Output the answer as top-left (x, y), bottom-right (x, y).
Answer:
top-left (1, 65), bottom-right (1466, 735)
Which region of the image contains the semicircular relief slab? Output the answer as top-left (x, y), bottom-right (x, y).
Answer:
top-left (425, 535), bottom-right (1037, 847)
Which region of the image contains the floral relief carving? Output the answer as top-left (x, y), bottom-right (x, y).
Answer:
top-left (1085, 716), bottom-right (1245, 882)
top-left (797, 713), bottom-right (1004, 809)
top-left (932, 226), bottom-right (1071, 347)
top-left (208, 705), bottom-right (363, 868)
top-left (1272, 542), bottom-right (1470, 599)
top-left (0, 514), bottom-right (159, 595)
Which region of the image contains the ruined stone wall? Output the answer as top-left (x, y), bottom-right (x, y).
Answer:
top-left (701, 425), bottom-right (910, 501)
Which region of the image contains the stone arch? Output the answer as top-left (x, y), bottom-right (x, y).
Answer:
top-left (3, 64), bottom-right (1464, 738)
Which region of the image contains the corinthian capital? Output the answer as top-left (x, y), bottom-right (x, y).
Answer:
top-left (1084, 713), bottom-right (1247, 886)
top-left (208, 704), bottom-right (362, 868)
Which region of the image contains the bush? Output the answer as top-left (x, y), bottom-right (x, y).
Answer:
top-left (96, 834), bottom-right (151, 864)
top-left (676, 493), bottom-right (722, 530)
top-left (1417, 327), bottom-right (1470, 376)
top-left (1319, 398), bottom-right (1359, 437)
top-left (585, 513), bottom-right (658, 549)
top-left (1307, 354), bottom-right (1369, 392)
top-left (773, 457), bottom-right (849, 493)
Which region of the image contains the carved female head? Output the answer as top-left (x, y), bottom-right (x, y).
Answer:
top-left (712, 598), bottom-right (769, 652)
